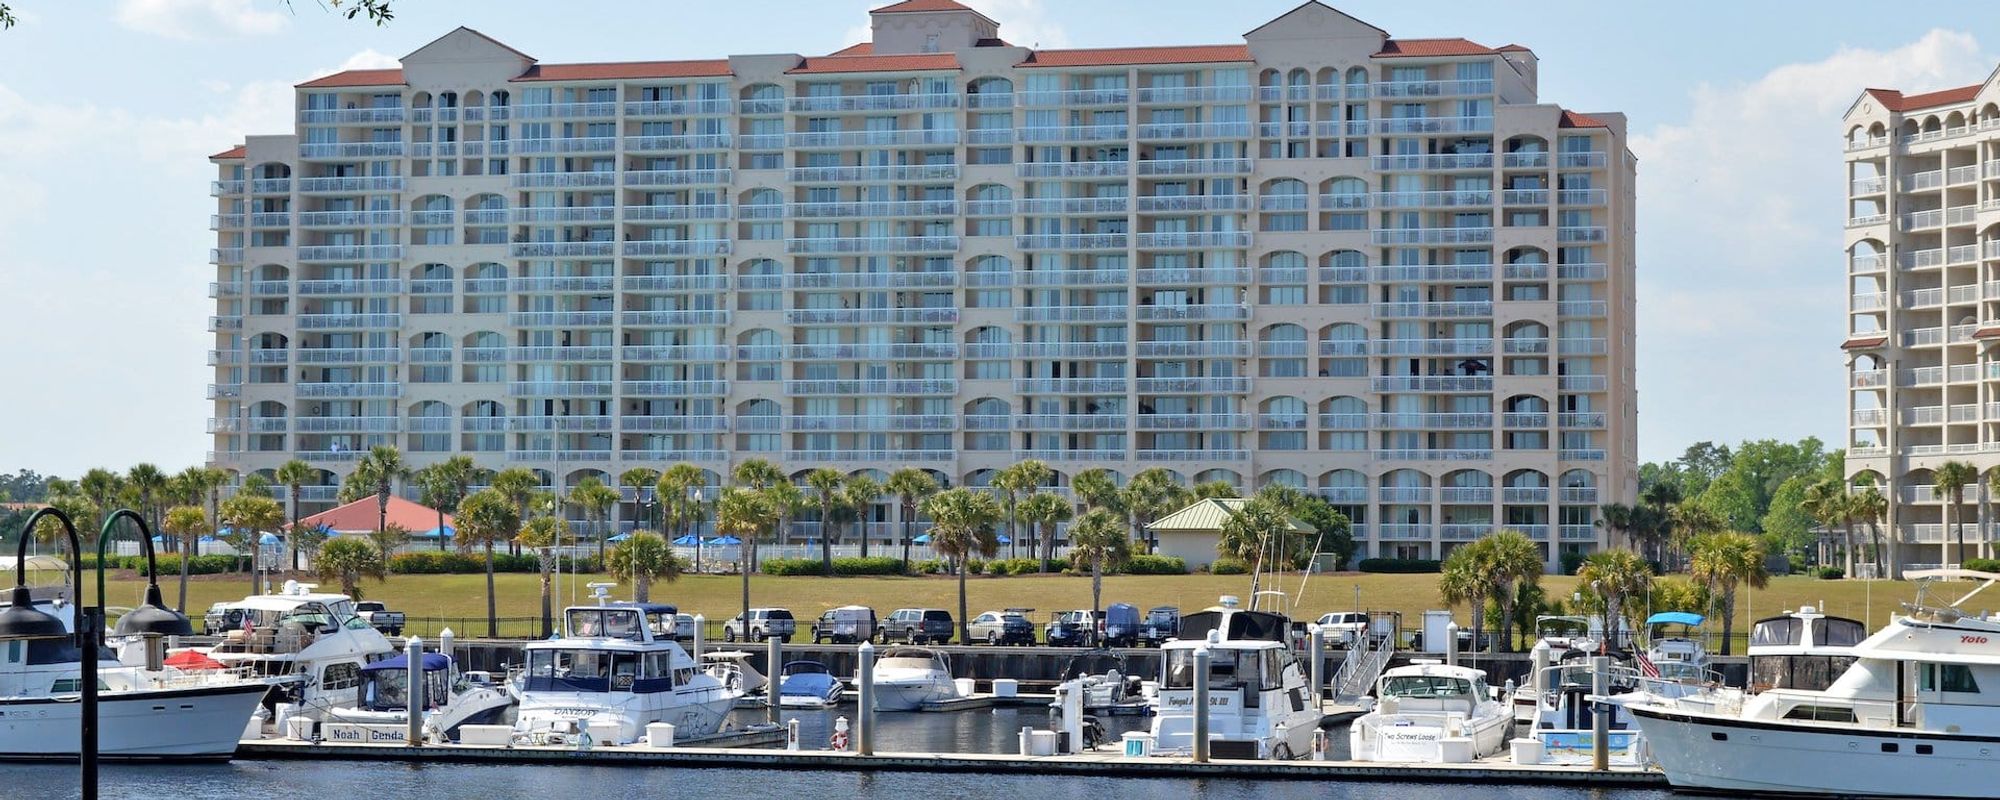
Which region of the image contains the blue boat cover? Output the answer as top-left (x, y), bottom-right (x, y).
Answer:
top-left (361, 652), bottom-right (450, 672)
top-left (1646, 611), bottom-right (1705, 627)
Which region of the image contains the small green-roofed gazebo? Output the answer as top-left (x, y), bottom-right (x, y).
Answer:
top-left (1148, 498), bottom-right (1311, 570)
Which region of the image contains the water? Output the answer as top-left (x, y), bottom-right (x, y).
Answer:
top-left (14, 709), bottom-right (1674, 800)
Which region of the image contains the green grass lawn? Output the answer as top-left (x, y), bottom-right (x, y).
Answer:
top-left (110, 568), bottom-right (1966, 646)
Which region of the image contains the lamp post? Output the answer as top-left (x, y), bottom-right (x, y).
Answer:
top-left (690, 485), bottom-right (705, 575)
top-left (10, 507), bottom-right (95, 799)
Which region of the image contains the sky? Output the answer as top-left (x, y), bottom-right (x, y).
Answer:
top-left (1, 0), bottom-right (1997, 478)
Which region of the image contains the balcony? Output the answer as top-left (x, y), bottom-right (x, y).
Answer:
top-left (1558, 226), bottom-right (1609, 243)
top-left (621, 309), bottom-right (731, 326)
top-left (506, 450), bottom-right (615, 463)
top-left (1374, 153), bottom-right (1493, 171)
top-left (1137, 340), bottom-right (1250, 358)
top-left (621, 380), bottom-right (729, 396)
top-left (1372, 227), bottom-right (1493, 245)
top-left (1136, 121), bottom-right (1253, 140)
top-left (1372, 301), bottom-right (1492, 319)
top-left (1556, 152), bottom-right (1608, 168)
top-left (1017, 197), bottom-right (1131, 215)
top-left (782, 308), bottom-right (956, 325)
top-left (295, 347), bottom-right (399, 364)
top-left (1375, 190), bottom-right (1494, 208)
top-left (624, 239), bottom-right (732, 257)
top-left (1017, 88), bottom-right (1130, 106)
top-left (1015, 378), bottom-right (1128, 394)
top-left (788, 415), bottom-right (957, 432)
top-left (1373, 116), bottom-right (1493, 135)
top-left (788, 93), bottom-right (959, 113)
top-left (784, 379), bottom-right (957, 395)
top-left (619, 448), bottom-right (727, 462)
top-left (299, 141), bottom-right (405, 159)
top-left (1559, 449), bottom-right (1608, 461)
top-left (1558, 301), bottom-right (1608, 317)
top-left (1135, 85), bottom-right (1254, 104)
top-left (1016, 233), bottom-right (1129, 251)
top-left (297, 278), bottom-right (402, 295)
top-left (1137, 449), bottom-right (1247, 462)
top-left (296, 210), bottom-right (403, 228)
top-left (621, 344), bottom-right (732, 362)
top-left (509, 345), bottom-right (614, 362)
top-left (511, 171), bottom-right (619, 189)
top-left (509, 311), bottom-right (615, 327)
top-left (1368, 338), bottom-right (1491, 356)
top-left (1019, 124), bottom-right (1130, 143)
top-left (624, 98), bottom-right (734, 116)
top-left (296, 382), bottom-right (401, 398)
top-left (1372, 376), bottom-right (1492, 393)
top-left (1375, 412), bottom-right (1494, 430)
top-left (621, 415), bottom-right (728, 432)
top-left (1135, 303), bottom-right (1249, 322)
top-left (514, 101), bottom-right (618, 119)
top-left (786, 271), bottom-right (957, 290)
top-left (1135, 158), bottom-right (1252, 176)
top-left (297, 176), bottom-right (404, 193)
top-left (1134, 231), bottom-right (1251, 249)
top-left (787, 164), bottom-right (956, 184)
top-left (297, 244), bottom-right (403, 261)
top-left (1015, 414), bottom-right (1133, 431)
top-left (1015, 305), bottom-right (1128, 323)
top-left (509, 276), bottom-right (617, 293)
top-left (1016, 161), bottom-right (1129, 179)
top-left (784, 236), bottom-right (959, 254)
top-left (1375, 449), bottom-right (1494, 462)
top-left (1558, 375), bottom-right (1609, 392)
top-left (624, 204), bottom-right (732, 222)
top-left (210, 248), bottom-right (244, 265)
top-left (293, 416), bottom-right (402, 433)
top-left (790, 200), bottom-right (958, 218)
top-left (1136, 194), bottom-right (1250, 213)
top-left (1135, 376), bottom-right (1250, 393)
top-left (511, 241), bottom-right (615, 258)
top-left (297, 313), bottom-right (401, 330)
top-left (507, 381), bottom-right (614, 397)
top-left (627, 133), bottom-right (733, 151)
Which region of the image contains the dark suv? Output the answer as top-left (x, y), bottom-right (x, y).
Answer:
top-left (880, 608), bottom-right (955, 644)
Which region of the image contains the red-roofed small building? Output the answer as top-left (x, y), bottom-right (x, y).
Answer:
top-left (293, 495), bottom-right (452, 538)
top-left (210, 0), bottom-right (1636, 571)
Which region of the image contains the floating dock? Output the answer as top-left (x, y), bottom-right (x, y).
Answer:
top-left (235, 738), bottom-right (1666, 787)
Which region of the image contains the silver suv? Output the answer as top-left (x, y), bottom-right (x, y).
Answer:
top-left (722, 608), bottom-right (796, 643)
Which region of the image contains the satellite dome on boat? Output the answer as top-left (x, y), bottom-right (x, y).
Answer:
top-left (0, 586), bottom-right (68, 640)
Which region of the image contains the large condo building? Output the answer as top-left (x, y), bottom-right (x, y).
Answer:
top-left (1843, 74), bottom-right (2000, 571)
top-left (206, 0), bottom-right (1637, 568)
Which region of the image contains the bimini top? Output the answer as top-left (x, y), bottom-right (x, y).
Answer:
top-left (1646, 612), bottom-right (1705, 627)
top-left (1177, 607), bottom-right (1289, 643)
top-left (361, 652), bottom-right (450, 673)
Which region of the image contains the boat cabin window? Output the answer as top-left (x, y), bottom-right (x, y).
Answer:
top-left (48, 678), bottom-right (111, 693)
top-left (1750, 617), bottom-right (1801, 647)
top-left (1918, 663), bottom-right (1981, 694)
top-left (1381, 674), bottom-right (1473, 698)
top-left (1812, 618), bottom-right (1867, 647)
top-left (567, 608), bottom-right (646, 640)
top-left (1781, 704), bottom-right (1858, 723)
top-left (527, 649), bottom-right (652, 692)
top-left (1751, 655), bottom-right (1857, 693)
top-left (322, 662), bottom-right (362, 692)
top-left (1161, 649), bottom-right (1275, 690)
top-left (644, 611), bottom-right (677, 638)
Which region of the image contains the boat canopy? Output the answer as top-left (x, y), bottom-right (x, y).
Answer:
top-left (1646, 612), bottom-right (1705, 627)
top-left (361, 652), bottom-right (451, 673)
top-left (1178, 608), bottom-right (1288, 643)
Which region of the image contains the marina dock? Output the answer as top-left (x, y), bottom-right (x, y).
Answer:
top-left (235, 739), bottom-right (1668, 788)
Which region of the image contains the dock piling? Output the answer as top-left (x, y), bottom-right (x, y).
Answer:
top-left (692, 614), bottom-right (706, 663)
top-left (1590, 655), bottom-right (1609, 772)
top-left (1444, 622), bottom-right (1459, 667)
top-left (1307, 623), bottom-right (1325, 703)
top-left (405, 636), bottom-right (424, 746)
top-left (766, 633), bottom-right (782, 725)
top-left (856, 641), bottom-right (875, 755)
top-left (1192, 645), bottom-right (1211, 763)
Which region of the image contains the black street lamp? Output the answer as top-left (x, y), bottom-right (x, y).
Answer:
top-left (6, 507), bottom-right (94, 799)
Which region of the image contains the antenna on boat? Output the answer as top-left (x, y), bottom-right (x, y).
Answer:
top-left (587, 582), bottom-right (614, 603)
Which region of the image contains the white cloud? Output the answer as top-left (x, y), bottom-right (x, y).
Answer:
top-left (113, 0), bottom-right (288, 40)
top-left (1628, 29), bottom-right (1992, 459)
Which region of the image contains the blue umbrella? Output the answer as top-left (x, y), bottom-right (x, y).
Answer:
top-left (671, 534), bottom-right (701, 546)
top-left (708, 535), bottom-right (742, 545)
top-left (606, 533), bottom-right (633, 543)
top-left (258, 532), bottom-right (282, 545)
top-left (418, 525), bottom-right (455, 539)
top-left (912, 534), bottom-right (930, 544)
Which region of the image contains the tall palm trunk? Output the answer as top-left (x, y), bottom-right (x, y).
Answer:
top-left (1719, 586), bottom-right (1737, 656)
top-left (860, 512), bottom-right (870, 559)
top-left (288, 493), bottom-right (301, 572)
top-left (178, 547), bottom-right (191, 612)
top-left (819, 504), bottom-right (834, 576)
top-left (957, 558), bottom-right (970, 645)
top-left (484, 542), bottom-right (498, 638)
top-left (1041, 522), bottom-right (1057, 573)
top-left (1842, 519), bottom-right (1856, 578)
top-left (900, 503), bottom-right (914, 574)
top-left (539, 558), bottom-right (553, 639)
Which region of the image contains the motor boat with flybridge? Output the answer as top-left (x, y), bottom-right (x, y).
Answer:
top-left (1614, 568), bottom-right (2000, 798)
top-left (870, 646), bottom-right (958, 711)
top-left (0, 530), bottom-right (268, 760)
top-left (1149, 596), bottom-right (1321, 760)
top-left (200, 580), bottom-right (396, 722)
top-left (512, 584), bottom-right (742, 745)
top-left (1351, 661), bottom-right (1514, 762)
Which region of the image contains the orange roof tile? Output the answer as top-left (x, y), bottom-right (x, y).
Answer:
top-left (1973, 326), bottom-right (2000, 340)
top-left (1841, 336), bottom-right (1888, 351)
top-left (787, 53), bottom-right (959, 74)
top-left (293, 494), bottom-right (452, 535)
top-left (1495, 43), bottom-right (1532, 53)
top-left (210, 145), bottom-right (247, 160)
top-left (872, 0), bottom-right (977, 13)
top-left (513, 59), bottom-right (731, 82)
top-left (297, 68), bottom-right (406, 88)
top-left (1018, 44), bottom-right (1252, 68)
top-left (1559, 110), bottom-right (1610, 129)
top-left (830, 42), bottom-right (874, 56)
top-left (1867, 84), bottom-right (1982, 113)
top-left (1374, 38), bottom-right (1497, 58)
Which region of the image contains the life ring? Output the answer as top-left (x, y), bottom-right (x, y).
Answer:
top-left (830, 730), bottom-right (849, 750)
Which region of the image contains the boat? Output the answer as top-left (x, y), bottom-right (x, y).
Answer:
top-left (701, 650), bottom-right (767, 697)
top-left (776, 660), bottom-right (845, 709)
top-left (200, 580), bottom-right (396, 722)
top-left (1149, 596), bottom-right (1322, 760)
top-left (1618, 568), bottom-right (2000, 798)
top-left (870, 646), bottom-right (958, 711)
top-left (1350, 661), bottom-right (1514, 762)
top-left (1639, 611), bottom-right (1716, 684)
top-left (1513, 615), bottom-right (1613, 722)
top-left (1518, 659), bottom-right (1649, 765)
top-left (513, 589), bottom-right (743, 745)
top-left (1746, 604), bottom-right (1867, 693)
top-left (1058, 649), bottom-right (1144, 712)
top-left (326, 651), bottom-right (515, 742)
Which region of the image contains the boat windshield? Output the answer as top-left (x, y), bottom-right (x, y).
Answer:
top-left (1161, 648), bottom-right (1274, 690)
top-left (567, 608), bottom-right (645, 640)
top-left (1382, 674), bottom-right (1473, 698)
top-left (525, 648), bottom-right (676, 693)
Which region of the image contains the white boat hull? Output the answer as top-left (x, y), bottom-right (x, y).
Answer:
top-left (871, 676), bottom-right (956, 711)
top-left (778, 693), bottom-right (841, 710)
top-left (1631, 704), bottom-right (2000, 798)
top-left (1350, 712), bottom-right (1515, 762)
top-left (0, 682), bottom-right (268, 760)
top-left (516, 693), bottom-right (737, 744)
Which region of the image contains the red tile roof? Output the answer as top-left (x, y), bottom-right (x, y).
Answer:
top-left (1866, 84), bottom-right (1982, 113)
top-left (1496, 43), bottom-right (1532, 53)
top-left (1018, 44), bottom-right (1252, 68)
top-left (210, 145), bottom-right (247, 160)
top-left (1973, 326), bottom-right (2000, 340)
top-left (872, 0), bottom-right (977, 13)
top-left (293, 494), bottom-right (452, 535)
top-left (1841, 336), bottom-right (1888, 351)
top-left (297, 68), bottom-right (406, 88)
top-left (1374, 38), bottom-right (1497, 58)
top-left (513, 59), bottom-right (731, 82)
top-left (830, 42), bottom-right (874, 56)
top-left (1559, 110), bottom-right (1610, 129)
top-left (787, 53), bottom-right (960, 74)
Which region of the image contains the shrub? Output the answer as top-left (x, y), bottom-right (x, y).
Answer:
top-left (760, 558), bottom-right (822, 576)
top-left (913, 558), bottom-right (947, 575)
top-left (1559, 551), bottom-right (1587, 576)
top-left (1209, 557), bottom-right (1249, 575)
top-left (965, 559), bottom-right (986, 575)
top-left (1816, 566), bottom-right (1845, 580)
top-left (1966, 558), bottom-right (2000, 573)
top-left (1357, 557), bottom-right (1442, 574)
top-left (1123, 554), bottom-right (1188, 575)
top-left (138, 554), bottom-right (237, 577)
top-left (830, 556), bottom-right (902, 575)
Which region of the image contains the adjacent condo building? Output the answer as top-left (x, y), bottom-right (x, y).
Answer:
top-left (206, 0), bottom-right (1637, 567)
top-left (1844, 73), bottom-right (2000, 571)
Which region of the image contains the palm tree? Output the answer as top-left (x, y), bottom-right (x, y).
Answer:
top-left (806, 468), bottom-right (846, 575)
top-left (490, 467), bottom-right (542, 557)
top-left (607, 530), bottom-right (680, 604)
top-left (1577, 549), bottom-right (1653, 641)
top-left (732, 458), bottom-right (785, 491)
top-left (1481, 531), bottom-right (1545, 652)
top-left (367, 523), bottom-right (411, 567)
top-left (1852, 481), bottom-right (1889, 577)
top-left (993, 460), bottom-right (1051, 560)
top-left (455, 488), bottom-right (521, 637)
top-left (1066, 507), bottom-right (1128, 631)
top-left (1800, 478), bottom-right (1849, 576)
top-left (1070, 468), bottom-right (1122, 515)
top-left (314, 538), bottom-right (386, 600)
top-left (618, 467), bottom-right (662, 532)
top-left (716, 487), bottom-right (776, 624)
top-left (1122, 468), bottom-right (1188, 553)
top-left (1648, 576), bottom-right (1711, 620)
top-left (1690, 532), bottom-right (1770, 654)
top-left (843, 475), bottom-right (884, 559)
top-left (220, 492), bottom-right (283, 595)
top-left (414, 455), bottom-right (476, 553)
top-left (1219, 496), bottom-right (1292, 596)
top-left (79, 468), bottom-right (126, 526)
top-left (1192, 480), bottom-right (1239, 500)
top-left (567, 476), bottom-right (620, 566)
top-left (1437, 550), bottom-right (1487, 650)
top-left (162, 504), bottom-right (208, 610)
top-left (274, 458), bottom-right (314, 570)
top-left (760, 480), bottom-right (804, 574)
top-left (657, 463), bottom-right (708, 567)
top-left (1018, 491), bottom-right (1073, 573)
top-left (1935, 460), bottom-right (1978, 567)
top-left (922, 488), bottom-right (1002, 644)
top-left (1596, 503), bottom-right (1641, 553)
top-left (354, 445), bottom-right (410, 538)
top-left (886, 468), bottom-right (940, 573)
top-left (516, 514), bottom-right (570, 638)
top-left (126, 463), bottom-right (167, 534)
top-left (174, 466), bottom-right (227, 557)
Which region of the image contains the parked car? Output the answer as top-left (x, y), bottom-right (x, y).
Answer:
top-left (1137, 606), bottom-right (1180, 647)
top-left (1101, 603), bottom-right (1140, 647)
top-left (967, 610), bottom-right (1036, 646)
top-left (811, 605), bottom-right (877, 644)
top-left (879, 608), bottom-right (955, 644)
top-left (202, 602), bottom-right (243, 636)
top-left (353, 601), bottom-right (405, 636)
top-left (1046, 609), bottom-right (1098, 647)
top-left (1315, 612), bottom-right (1370, 647)
top-left (722, 608), bottom-right (796, 643)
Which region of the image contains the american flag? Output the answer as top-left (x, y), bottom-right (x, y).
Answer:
top-left (1636, 651), bottom-right (1660, 678)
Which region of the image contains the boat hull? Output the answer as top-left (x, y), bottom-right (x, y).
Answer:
top-left (0, 682), bottom-right (268, 761)
top-left (515, 693), bottom-right (737, 745)
top-left (1631, 704), bottom-right (2000, 799)
top-left (871, 676), bottom-right (956, 711)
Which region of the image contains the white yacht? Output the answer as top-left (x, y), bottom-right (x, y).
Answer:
top-left (329, 650), bottom-right (515, 742)
top-left (701, 650), bottom-right (767, 697)
top-left (1639, 611), bottom-right (1716, 684)
top-left (513, 596), bottom-right (742, 744)
top-left (1059, 650), bottom-right (1143, 712)
top-left (1351, 661), bottom-right (1513, 762)
top-left (1513, 615), bottom-right (1610, 721)
top-left (1620, 568), bottom-right (2000, 798)
top-left (1519, 659), bottom-right (1648, 765)
top-left (1150, 598), bottom-right (1322, 760)
top-left (1745, 604), bottom-right (1867, 693)
top-left (870, 646), bottom-right (958, 711)
top-left (201, 581), bottom-right (395, 722)
top-left (0, 583), bottom-right (268, 760)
